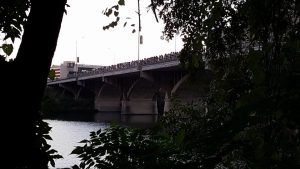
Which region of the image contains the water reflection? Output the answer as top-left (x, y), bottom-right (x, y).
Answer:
top-left (94, 112), bottom-right (160, 128)
top-left (46, 112), bottom-right (161, 168)
top-left (46, 120), bottom-right (108, 169)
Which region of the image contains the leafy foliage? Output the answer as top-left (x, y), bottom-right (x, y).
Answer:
top-left (0, 43), bottom-right (13, 56)
top-left (98, 0), bottom-right (300, 168)
top-left (163, 96), bottom-right (300, 168)
top-left (35, 117), bottom-right (63, 168)
top-left (102, 0), bottom-right (124, 31)
top-left (70, 124), bottom-right (195, 169)
top-left (102, 0), bottom-right (140, 34)
top-left (153, 0), bottom-right (300, 168)
top-left (0, 0), bottom-right (29, 42)
top-left (48, 69), bottom-right (56, 80)
top-left (0, 0), bottom-right (29, 60)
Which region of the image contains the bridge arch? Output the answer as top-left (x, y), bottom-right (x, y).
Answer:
top-left (170, 72), bottom-right (212, 105)
top-left (76, 86), bottom-right (94, 100)
top-left (171, 74), bottom-right (190, 96)
top-left (94, 82), bottom-right (122, 112)
top-left (123, 77), bottom-right (159, 114)
top-left (125, 79), bottom-right (140, 100)
top-left (45, 85), bottom-right (74, 98)
top-left (58, 83), bottom-right (79, 99)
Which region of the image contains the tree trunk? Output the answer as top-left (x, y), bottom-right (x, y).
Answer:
top-left (1, 0), bottom-right (66, 168)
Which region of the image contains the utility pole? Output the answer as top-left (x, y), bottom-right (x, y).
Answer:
top-left (137, 0), bottom-right (142, 70)
top-left (175, 36), bottom-right (176, 53)
top-left (175, 31), bottom-right (179, 53)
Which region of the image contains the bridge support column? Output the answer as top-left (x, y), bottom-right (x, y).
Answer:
top-left (164, 92), bottom-right (171, 113)
top-left (95, 99), bottom-right (121, 112)
top-left (122, 99), bottom-right (158, 115)
top-left (121, 99), bottom-right (127, 114)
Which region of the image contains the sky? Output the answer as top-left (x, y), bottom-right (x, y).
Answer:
top-left (1, 0), bottom-right (183, 66)
top-left (50, 0), bottom-right (183, 66)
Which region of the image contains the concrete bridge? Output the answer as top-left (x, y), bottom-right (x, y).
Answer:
top-left (47, 53), bottom-right (206, 114)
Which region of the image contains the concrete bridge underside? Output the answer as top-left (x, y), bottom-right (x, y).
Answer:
top-left (48, 60), bottom-right (212, 114)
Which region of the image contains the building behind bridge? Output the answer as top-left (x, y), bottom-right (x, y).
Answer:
top-left (50, 61), bottom-right (103, 79)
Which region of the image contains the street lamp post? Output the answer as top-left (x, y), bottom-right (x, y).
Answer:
top-left (75, 36), bottom-right (84, 79)
top-left (75, 40), bottom-right (79, 81)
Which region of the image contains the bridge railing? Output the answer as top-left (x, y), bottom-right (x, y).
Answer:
top-left (64, 52), bottom-right (179, 79)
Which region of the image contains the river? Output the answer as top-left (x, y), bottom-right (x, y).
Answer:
top-left (46, 113), bottom-right (159, 168)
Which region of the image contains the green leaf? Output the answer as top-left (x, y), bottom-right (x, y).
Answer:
top-left (71, 147), bottom-right (83, 155)
top-left (113, 5), bottom-right (119, 10)
top-left (80, 162), bottom-right (86, 168)
top-left (96, 129), bottom-right (102, 135)
top-left (118, 0), bottom-right (125, 6)
top-left (105, 9), bottom-right (112, 17)
top-left (48, 69), bottom-right (56, 80)
top-left (50, 159), bottom-right (55, 167)
top-left (47, 149), bottom-right (58, 154)
top-left (43, 134), bottom-right (52, 140)
top-left (1, 44), bottom-right (13, 56)
top-left (72, 165), bottom-right (80, 169)
top-left (52, 154), bottom-right (63, 159)
top-left (11, 36), bottom-right (15, 43)
top-left (87, 161), bottom-right (95, 168)
top-left (79, 139), bottom-right (89, 143)
top-left (90, 131), bottom-right (96, 137)
top-left (114, 11), bottom-right (119, 16)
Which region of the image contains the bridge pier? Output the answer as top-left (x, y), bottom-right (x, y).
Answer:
top-left (94, 83), bottom-right (122, 112)
top-left (122, 99), bottom-right (158, 115)
top-left (95, 99), bottom-right (121, 112)
top-left (163, 92), bottom-right (171, 113)
top-left (121, 99), bottom-right (127, 114)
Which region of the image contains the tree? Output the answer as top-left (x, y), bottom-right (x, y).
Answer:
top-left (0, 0), bottom-right (66, 168)
top-left (153, 0), bottom-right (300, 168)
top-left (48, 69), bottom-right (56, 80)
top-left (102, 0), bottom-right (300, 168)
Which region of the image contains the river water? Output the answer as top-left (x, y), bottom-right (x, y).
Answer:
top-left (46, 119), bottom-right (108, 168)
top-left (46, 113), bottom-right (159, 168)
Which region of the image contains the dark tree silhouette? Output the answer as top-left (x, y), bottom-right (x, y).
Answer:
top-left (0, 0), bottom-right (66, 168)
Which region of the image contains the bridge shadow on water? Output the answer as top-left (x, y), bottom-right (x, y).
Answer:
top-left (44, 111), bottom-right (162, 129)
top-left (94, 112), bottom-right (162, 128)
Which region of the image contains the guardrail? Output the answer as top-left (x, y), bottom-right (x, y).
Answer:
top-left (49, 52), bottom-right (179, 83)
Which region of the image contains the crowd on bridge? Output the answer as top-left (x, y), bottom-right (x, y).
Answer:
top-left (67, 52), bottom-right (179, 78)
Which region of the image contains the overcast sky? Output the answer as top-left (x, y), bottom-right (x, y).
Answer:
top-left (49, 0), bottom-right (183, 66)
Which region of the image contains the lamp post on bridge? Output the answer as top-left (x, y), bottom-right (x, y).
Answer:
top-left (75, 36), bottom-right (84, 80)
top-left (75, 40), bottom-right (79, 81)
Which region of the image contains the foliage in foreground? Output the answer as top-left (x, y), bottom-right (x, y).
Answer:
top-left (71, 95), bottom-right (300, 169)
top-left (70, 124), bottom-right (194, 169)
top-left (163, 99), bottom-right (300, 169)
top-left (36, 117), bottom-right (63, 168)
top-left (68, 0), bottom-right (300, 168)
